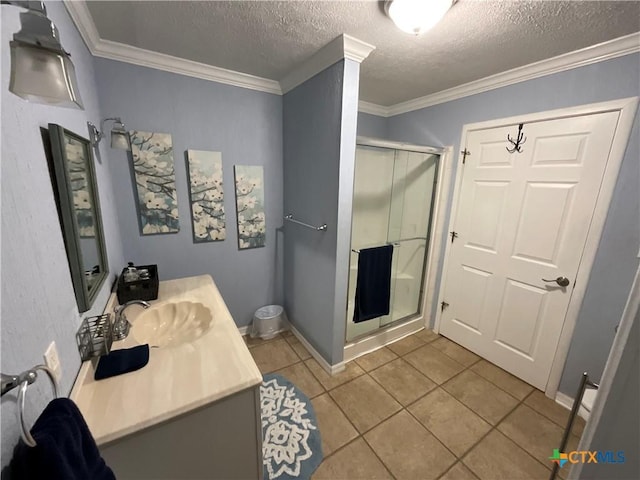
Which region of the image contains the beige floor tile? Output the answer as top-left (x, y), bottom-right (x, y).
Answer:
top-left (439, 462), bottom-right (479, 480)
top-left (250, 338), bottom-right (300, 373)
top-left (311, 393), bottom-right (359, 456)
top-left (243, 333), bottom-right (281, 349)
top-left (355, 347), bottom-right (398, 372)
top-left (286, 336), bottom-right (312, 360)
top-left (275, 362), bottom-right (324, 398)
top-left (430, 337), bottom-right (481, 367)
top-left (312, 438), bottom-right (392, 479)
top-left (365, 410), bottom-right (456, 480)
top-left (443, 370), bottom-right (518, 425)
top-left (370, 358), bottom-right (437, 406)
top-left (387, 334), bottom-right (426, 356)
top-left (463, 430), bottom-right (550, 480)
top-left (414, 329), bottom-right (440, 344)
top-left (404, 344), bottom-right (466, 384)
top-left (524, 390), bottom-right (585, 436)
top-left (305, 358), bottom-right (365, 390)
top-left (497, 404), bottom-right (580, 467)
top-left (470, 360), bottom-right (534, 400)
top-left (280, 329), bottom-right (294, 338)
top-left (330, 375), bottom-right (402, 433)
top-left (409, 388), bottom-right (491, 457)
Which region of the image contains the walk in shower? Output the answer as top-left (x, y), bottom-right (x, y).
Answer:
top-left (346, 138), bottom-right (441, 342)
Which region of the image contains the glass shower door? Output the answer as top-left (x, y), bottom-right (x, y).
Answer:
top-left (381, 150), bottom-right (438, 326)
top-left (346, 145), bottom-right (439, 342)
top-left (346, 145), bottom-right (395, 340)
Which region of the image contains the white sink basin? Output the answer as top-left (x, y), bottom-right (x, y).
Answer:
top-left (131, 301), bottom-right (213, 348)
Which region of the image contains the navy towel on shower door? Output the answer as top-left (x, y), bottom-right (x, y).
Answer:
top-left (354, 245), bottom-right (394, 323)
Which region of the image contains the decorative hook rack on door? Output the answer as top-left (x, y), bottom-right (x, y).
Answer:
top-left (506, 123), bottom-right (527, 153)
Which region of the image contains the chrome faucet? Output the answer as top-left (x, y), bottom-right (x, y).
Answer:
top-left (113, 300), bottom-right (150, 341)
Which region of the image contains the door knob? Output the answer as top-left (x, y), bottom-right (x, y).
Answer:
top-left (542, 276), bottom-right (570, 287)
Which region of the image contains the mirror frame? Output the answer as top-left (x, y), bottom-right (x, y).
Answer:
top-left (48, 123), bottom-right (109, 312)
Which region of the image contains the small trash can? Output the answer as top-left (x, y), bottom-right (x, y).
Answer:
top-left (251, 305), bottom-right (286, 339)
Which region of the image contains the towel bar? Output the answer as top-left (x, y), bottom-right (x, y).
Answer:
top-left (1, 365), bottom-right (59, 447)
top-left (351, 236), bottom-right (428, 254)
top-left (352, 242), bottom-right (400, 254)
top-left (284, 214), bottom-right (327, 232)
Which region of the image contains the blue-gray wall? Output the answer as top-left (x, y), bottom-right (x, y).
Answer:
top-left (283, 60), bottom-right (360, 364)
top-left (357, 112), bottom-right (388, 139)
top-left (386, 53), bottom-right (640, 396)
top-left (0, 1), bottom-right (125, 465)
top-left (94, 59), bottom-right (284, 327)
top-left (579, 305), bottom-right (639, 480)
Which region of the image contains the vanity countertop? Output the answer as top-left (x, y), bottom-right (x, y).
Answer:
top-left (70, 274), bottom-right (262, 445)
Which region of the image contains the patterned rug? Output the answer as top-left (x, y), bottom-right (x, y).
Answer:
top-left (261, 374), bottom-right (323, 479)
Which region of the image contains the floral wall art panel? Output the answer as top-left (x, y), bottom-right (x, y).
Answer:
top-left (186, 150), bottom-right (226, 243)
top-left (129, 131), bottom-right (180, 235)
top-left (234, 165), bottom-right (266, 250)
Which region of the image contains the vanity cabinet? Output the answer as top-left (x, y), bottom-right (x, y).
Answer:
top-left (71, 275), bottom-right (264, 479)
top-left (100, 386), bottom-right (262, 479)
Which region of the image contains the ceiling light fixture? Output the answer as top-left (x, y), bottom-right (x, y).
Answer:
top-left (88, 118), bottom-right (132, 151)
top-left (2, 0), bottom-right (83, 109)
top-left (385, 0), bottom-right (454, 36)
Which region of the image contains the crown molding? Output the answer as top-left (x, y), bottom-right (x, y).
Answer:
top-left (343, 34), bottom-right (377, 63)
top-left (94, 39), bottom-right (282, 95)
top-left (280, 34), bottom-right (375, 94)
top-left (386, 32), bottom-right (640, 117)
top-left (64, 0), bottom-right (101, 51)
top-left (63, 0), bottom-right (282, 95)
top-left (358, 101), bottom-right (391, 117)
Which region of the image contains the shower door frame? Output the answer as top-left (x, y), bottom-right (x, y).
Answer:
top-left (344, 137), bottom-right (453, 358)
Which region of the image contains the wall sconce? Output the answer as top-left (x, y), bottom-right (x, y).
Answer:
top-left (2, 1), bottom-right (83, 109)
top-left (87, 118), bottom-right (132, 151)
top-left (385, 0), bottom-right (454, 35)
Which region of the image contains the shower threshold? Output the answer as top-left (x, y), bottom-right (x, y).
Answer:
top-left (344, 313), bottom-right (425, 363)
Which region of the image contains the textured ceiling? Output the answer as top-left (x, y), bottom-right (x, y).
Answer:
top-left (85, 1), bottom-right (640, 106)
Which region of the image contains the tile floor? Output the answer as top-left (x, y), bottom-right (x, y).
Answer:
top-left (245, 330), bottom-right (585, 480)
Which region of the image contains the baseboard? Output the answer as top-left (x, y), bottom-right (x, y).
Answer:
top-left (237, 321), bottom-right (345, 375)
top-left (555, 391), bottom-right (591, 421)
top-left (238, 325), bottom-right (250, 336)
top-left (343, 317), bottom-right (425, 363)
top-left (288, 323), bottom-right (346, 375)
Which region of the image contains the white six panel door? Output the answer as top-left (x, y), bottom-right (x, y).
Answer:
top-left (440, 111), bottom-right (620, 389)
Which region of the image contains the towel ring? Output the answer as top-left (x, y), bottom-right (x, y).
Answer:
top-left (17, 365), bottom-right (59, 447)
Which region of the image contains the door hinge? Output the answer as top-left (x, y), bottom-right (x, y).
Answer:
top-left (450, 231), bottom-right (458, 243)
top-left (461, 149), bottom-right (471, 164)
top-left (441, 301), bottom-right (449, 312)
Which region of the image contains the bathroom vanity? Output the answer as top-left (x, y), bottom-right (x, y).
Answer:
top-left (71, 275), bottom-right (264, 479)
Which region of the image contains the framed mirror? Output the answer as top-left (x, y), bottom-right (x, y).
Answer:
top-left (47, 123), bottom-right (109, 312)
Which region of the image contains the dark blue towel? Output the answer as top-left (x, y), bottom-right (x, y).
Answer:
top-left (7, 398), bottom-right (115, 480)
top-left (95, 344), bottom-right (150, 380)
top-left (354, 245), bottom-right (394, 323)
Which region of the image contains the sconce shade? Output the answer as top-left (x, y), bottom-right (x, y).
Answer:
top-left (110, 130), bottom-right (132, 151)
top-left (88, 117), bottom-right (132, 151)
top-left (8, 9), bottom-right (83, 109)
top-left (9, 42), bottom-right (83, 109)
